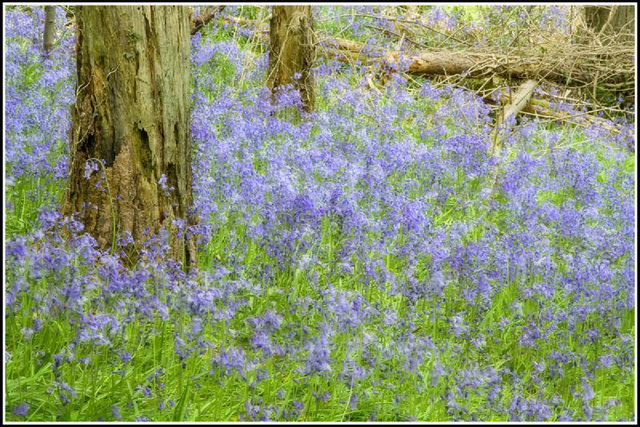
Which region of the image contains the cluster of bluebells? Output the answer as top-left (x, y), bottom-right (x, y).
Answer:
top-left (5, 6), bottom-right (636, 422)
top-left (5, 7), bottom-right (74, 181)
top-left (5, 7), bottom-right (76, 233)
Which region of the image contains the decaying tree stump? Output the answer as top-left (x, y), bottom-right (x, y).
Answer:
top-left (63, 6), bottom-right (196, 267)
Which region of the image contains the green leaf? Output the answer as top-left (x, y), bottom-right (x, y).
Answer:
top-left (173, 383), bottom-right (191, 421)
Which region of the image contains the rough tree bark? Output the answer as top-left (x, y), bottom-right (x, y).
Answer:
top-left (62, 6), bottom-right (196, 267)
top-left (267, 6), bottom-right (315, 112)
top-left (43, 5), bottom-right (56, 54)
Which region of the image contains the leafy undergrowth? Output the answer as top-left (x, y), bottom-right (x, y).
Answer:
top-left (5, 6), bottom-right (636, 422)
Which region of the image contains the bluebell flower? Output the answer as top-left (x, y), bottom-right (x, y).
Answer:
top-left (12, 402), bottom-right (29, 417)
top-left (112, 405), bottom-right (122, 421)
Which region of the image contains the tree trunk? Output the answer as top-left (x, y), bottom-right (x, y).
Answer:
top-left (43, 5), bottom-right (56, 54)
top-left (267, 6), bottom-right (315, 112)
top-left (62, 6), bottom-right (196, 267)
top-left (584, 5), bottom-right (635, 43)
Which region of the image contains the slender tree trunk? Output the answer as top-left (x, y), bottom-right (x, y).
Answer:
top-left (62, 6), bottom-right (196, 267)
top-left (584, 5), bottom-right (635, 43)
top-left (267, 6), bottom-right (315, 112)
top-left (43, 5), bottom-right (56, 54)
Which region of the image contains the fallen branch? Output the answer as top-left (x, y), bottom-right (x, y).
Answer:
top-left (226, 16), bottom-right (617, 87)
top-left (492, 79), bottom-right (538, 149)
top-left (496, 79), bottom-right (538, 130)
top-left (191, 6), bottom-right (226, 35)
top-left (486, 93), bottom-right (635, 152)
top-left (222, 14), bottom-right (634, 152)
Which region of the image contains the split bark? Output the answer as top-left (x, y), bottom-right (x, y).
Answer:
top-left (63, 6), bottom-right (197, 267)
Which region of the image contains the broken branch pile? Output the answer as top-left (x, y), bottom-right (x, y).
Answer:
top-left (224, 14), bottom-right (634, 99)
top-left (222, 13), bottom-right (634, 152)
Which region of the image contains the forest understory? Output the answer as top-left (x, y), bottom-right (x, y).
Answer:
top-left (4, 5), bottom-right (636, 422)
